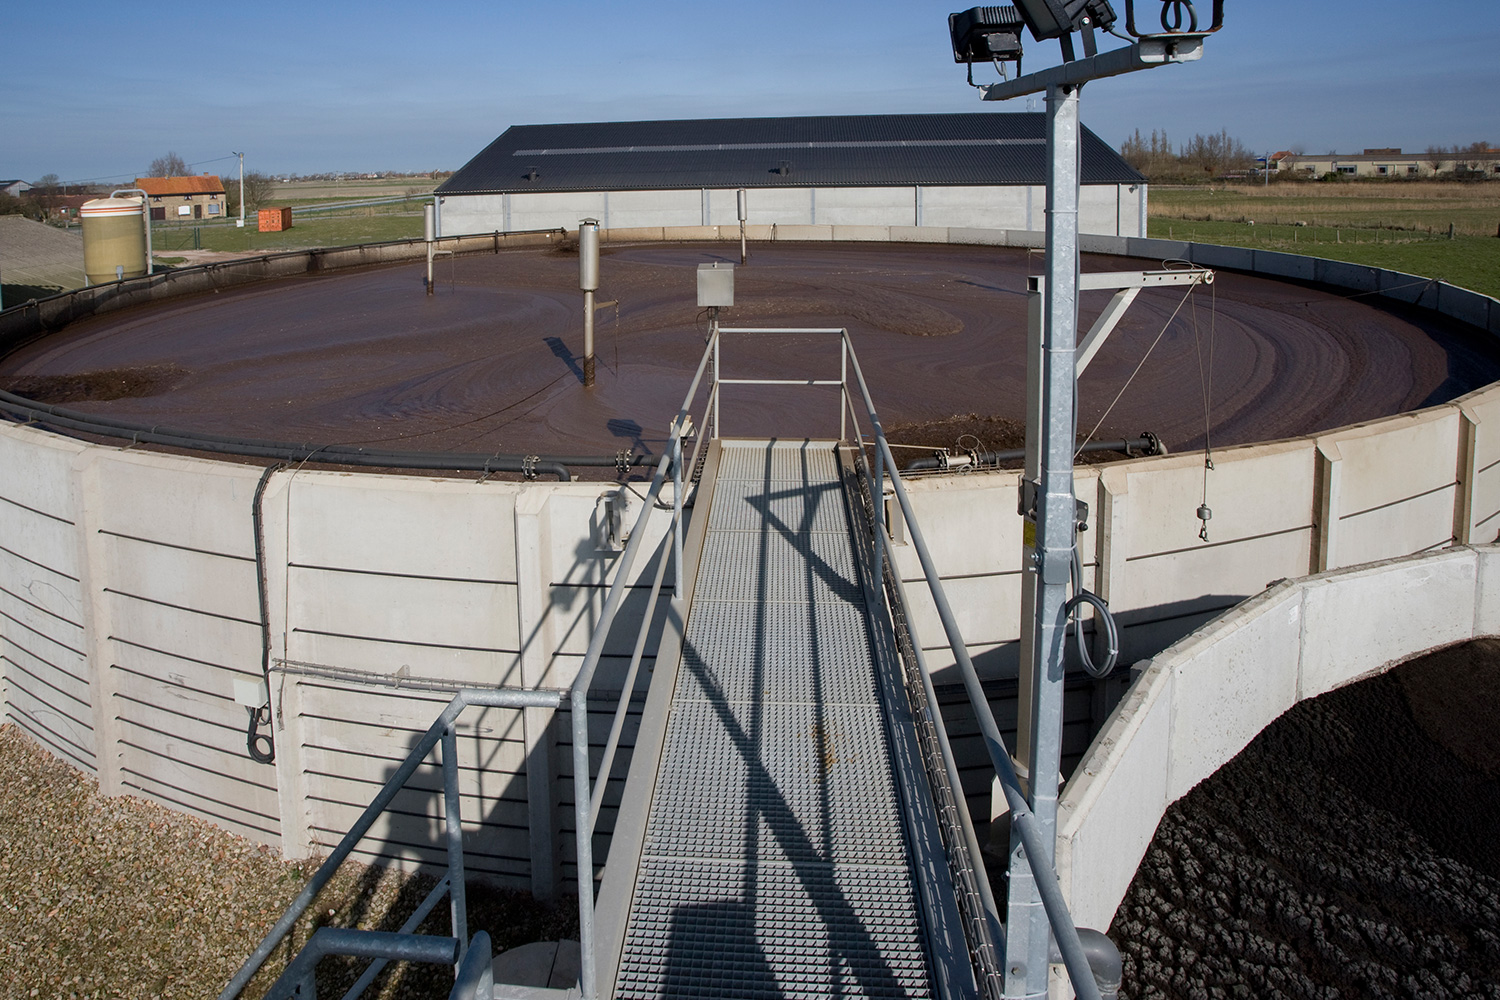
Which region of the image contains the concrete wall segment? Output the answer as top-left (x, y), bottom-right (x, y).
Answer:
top-left (1056, 654), bottom-right (1174, 933)
top-left (1297, 547), bottom-right (1477, 701)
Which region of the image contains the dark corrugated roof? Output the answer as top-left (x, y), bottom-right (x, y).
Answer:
top-left (438, 113), bottom-right (1142, 195)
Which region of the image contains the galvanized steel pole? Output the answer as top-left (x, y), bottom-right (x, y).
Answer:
top-left (1007, 81), bottom-right (1081, 1000)
top-left (580, 219), bottom-right (600, 387)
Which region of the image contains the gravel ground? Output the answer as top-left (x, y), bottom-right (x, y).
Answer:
top-left (1111, 638), bottom-right (1500, 999)
top-left (0, 724), bottom-right (574, 1000)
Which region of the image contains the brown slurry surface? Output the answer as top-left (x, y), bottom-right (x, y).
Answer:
top-left (1, 242), bottom-right (1496, 463)
top-left (1112, 639), bottom-right (1500, 999)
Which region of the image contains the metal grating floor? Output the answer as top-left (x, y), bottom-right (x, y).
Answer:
top-left (614, 440), bottom-right (937, 999)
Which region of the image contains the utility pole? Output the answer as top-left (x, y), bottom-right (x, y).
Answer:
top-left (233, 151), bottom-right (245, 227)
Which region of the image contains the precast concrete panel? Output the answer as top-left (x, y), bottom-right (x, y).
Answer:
top-left (919, 186), bottom-right (1033, 231)
top-left (286, 474), bottom-right (520, 583)
top-left (901, 475), bottom-right (1025, 580)
top-left (1057, 660), bottom-right (1174, 933)
top-left (90, 450), bottom-right (262, 559)
top-left (1163, 588), bottom-right (1305, 802)
top-left (1109, 443), bottom-right (1316, 614)
top-left (1319, 411), bottom-right (1461, 569)
top-left (1298, 549), bottom-right (1477, 701)
top-left (286, 566), bottom-right (521, 670)
top-left (811, 187), bottom-right (919, 227)
top-left (500, 192), bottom-right (611, 234)
top-left (597, 190), bottom-right (702, 230)
top-left (1079, 184), bottom-right (1126, 237)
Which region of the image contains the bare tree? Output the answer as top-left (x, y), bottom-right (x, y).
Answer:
top-left (1425, 145), bottom-right (1446, 174)
top-left (149, 152), bottom-right (189, 177)
top-left (222, 171), bottom-right (274, 216)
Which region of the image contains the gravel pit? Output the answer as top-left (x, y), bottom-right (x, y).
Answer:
top-left (1111, 638), bottom-right (1500, 999)
top-left (0, 723), bottom-right (574, 1000)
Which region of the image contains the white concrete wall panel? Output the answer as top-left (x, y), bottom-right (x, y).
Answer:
top-left (813, 188), bottom-right (918, 227)
top-left (1321, 411), bottom-right (1461, 568)
top-left (1110, 444), bottom-right (1316, 614)
top-left (1163, 587), bottom-right (1305, 801)
top-left (294, 680), bottom-right (533, 878)
top-left (501, 192), bottom-right (610, 235)
top-left (439, 194), bottom-right (507, 236)
top-left (0, 428), bottom-right (92, 771)
top-left (1079, 185), bottom-right (1126, 237)
top-left (1298, 549), bottom-right (1477, 701)
top-left (599, 190), bottom-right (701, 230)
top-left (1057, 661), bottom-right (1173, 933)
top-left (78, 452), bottom-right (281, 843)
top-left (287, 475), bottom-right (520, 582)
top-left (1458, 385), bottom-right (1500, 543)
top-left (1061, 544), bottom-right (1496, 933)
top-left (919, 186), bottom-right (1033, 231)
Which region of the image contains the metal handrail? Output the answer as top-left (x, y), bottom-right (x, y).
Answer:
top-left (841, 336), bottom-right (1109, 1000)
top-left (711, 324), bottom-right (1106, 1000)
top-left (568, 330), bottom-right (718, 1000)
top-left (218, 687), bottom-right (562, 1000)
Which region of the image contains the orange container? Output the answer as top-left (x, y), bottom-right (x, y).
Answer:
top-left (257, 207), bottom-right (293, 232)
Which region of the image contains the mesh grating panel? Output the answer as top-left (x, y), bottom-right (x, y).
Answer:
top-left (646, 701), bottom-right (906, 864)
top-left (717, 441), bottom-right (840, 483)
top-left (614, 858), bottom-right (930, 1000)
top-left (707, 478), bottom-right (850, 535)
top-left (694, 530), bottom-right (863, 605)
top-left (678, 600), bottom-right (880, 706)
top-left (615, 440), bottom-right (936, 999)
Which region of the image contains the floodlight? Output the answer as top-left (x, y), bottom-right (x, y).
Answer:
top-left (949, 6), bottom-right (1026, 65)
top-left (1011, 0), bottom-right (1116, 40)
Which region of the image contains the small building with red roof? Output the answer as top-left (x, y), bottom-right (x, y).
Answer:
top-left (133, 175), bottom-right (227, 221)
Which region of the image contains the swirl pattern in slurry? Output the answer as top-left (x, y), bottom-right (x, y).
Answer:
top-left (2, 242), bottom-right (1495, 461)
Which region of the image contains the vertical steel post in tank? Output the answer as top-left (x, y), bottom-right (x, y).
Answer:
top-left (1007, 81), bottom-right (1080, 1000)
top-left (424, 203), bottom-right (436, 296)
top-left (579, 219), bottom-right (600, 387)
top-left (737, 188), bottom-right (748, 264)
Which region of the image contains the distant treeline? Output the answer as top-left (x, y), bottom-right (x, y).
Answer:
top-left (1119, 128), bottom-right (1256, 182)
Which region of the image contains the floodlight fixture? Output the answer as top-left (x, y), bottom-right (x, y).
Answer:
top-left (950, 6), bottom-right (1026, 81)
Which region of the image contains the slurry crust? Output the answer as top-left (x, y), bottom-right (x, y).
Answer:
top-left (1, 242), bottom-right (1496, 460)
top-left (1113, 639), bottom-right (1500, 999)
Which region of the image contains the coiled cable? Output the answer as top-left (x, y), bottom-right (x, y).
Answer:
top-left (1067, 547), bottom-right (1120, 678)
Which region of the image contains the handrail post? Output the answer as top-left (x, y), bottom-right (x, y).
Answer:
top-left (672, 425), bottom-right (685, 602)
top-left (712, 331), bottom-right (721, 438)
top-left (572, 685), bottom-right (597, 1000)
top-left (840, 336), bottom-right (848, 441)
top-left (442, 725), bottom-right (467, 973)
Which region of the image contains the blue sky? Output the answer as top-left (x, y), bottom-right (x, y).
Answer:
top-left (4, 1), bottom-right (1497, 184)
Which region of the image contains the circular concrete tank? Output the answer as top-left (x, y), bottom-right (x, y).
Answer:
top-left (80, 196), bottom-right (147, 286)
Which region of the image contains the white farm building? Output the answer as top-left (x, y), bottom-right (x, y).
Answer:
top-left (435, 113), bottom-right (1147, 237)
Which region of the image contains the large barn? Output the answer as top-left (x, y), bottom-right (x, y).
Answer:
top-left (435, 112), bottom-right (1146, 237)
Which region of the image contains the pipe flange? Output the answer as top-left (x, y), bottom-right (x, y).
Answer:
top-left (615, 450), bottom-right (633, 477)
top-left (522, 454), bottom-right (540, 480)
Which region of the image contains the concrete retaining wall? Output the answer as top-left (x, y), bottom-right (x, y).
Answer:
top-left (1055, 544), bottom-right (1500, 934)
top-left (4, 224), bottom-right (1499, 897)
top-left (0, 425), bottom-right (670, 897)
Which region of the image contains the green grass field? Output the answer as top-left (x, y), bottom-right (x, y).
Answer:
top-left (1150, 181), bottom-right (1500, 237)
top-left (150, 212), bottom-right (423, 255)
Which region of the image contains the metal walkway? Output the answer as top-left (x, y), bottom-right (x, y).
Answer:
top-left (608, 439), bottom-right (962, 1000)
